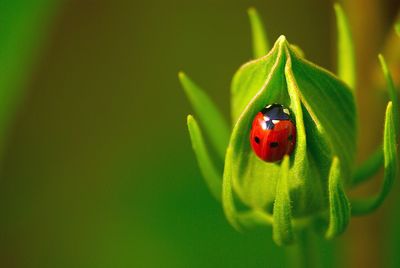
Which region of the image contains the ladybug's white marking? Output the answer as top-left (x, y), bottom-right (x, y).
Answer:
top-left (272, 120), bottom-right (280, 124)
top-left (266, 104), bottom-right (272, 108)
top-left (261, 122), bottom-right (267, 130)
top-left (263, 116), bottom-right (270, 121)
top-left (283, 108), bottom-right (290, 115)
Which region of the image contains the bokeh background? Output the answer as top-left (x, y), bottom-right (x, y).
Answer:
top-left (0, 0), bottom-right (399, 267)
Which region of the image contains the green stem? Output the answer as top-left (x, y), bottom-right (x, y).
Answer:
top-left (286, 229), bottom-right (320, 268)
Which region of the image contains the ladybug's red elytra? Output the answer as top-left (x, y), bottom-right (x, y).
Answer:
top-left (249, 104), bottom-right (296, 162)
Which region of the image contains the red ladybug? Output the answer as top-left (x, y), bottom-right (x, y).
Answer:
top-left (250, 104), bottom-right (296, 162)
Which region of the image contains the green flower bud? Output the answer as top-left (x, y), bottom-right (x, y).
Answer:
top-left (180, 5), bottom-right (399, 246)
top-left (224, 35), bottom-right (355, 245)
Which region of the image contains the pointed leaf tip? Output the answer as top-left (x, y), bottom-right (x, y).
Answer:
top-left (325, 157), bottom-right (350, 239)
top-left (379, 54), bottom-right (399, 137)
top-left (186, 114), bottom-right (194, 125)
top-left (247, 7), bottom-right (256, 15)
top-left (247, 7), bottom-right (270, 58)
top-left (187, 114), bottom-right (222, 201)
top-left (333, 2), bottom-right (341, 12)
top-left (179, 72), bottom-right (230, 160)
top-left (178, 72), bottom-right (187, 85)
top-left (334, 3), bottom-right (356, 90)
top-left (277, 35), bottom-right (287, 44)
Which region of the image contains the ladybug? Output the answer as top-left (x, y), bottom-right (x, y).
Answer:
top-left (249, 103), bottom-right (296, 162)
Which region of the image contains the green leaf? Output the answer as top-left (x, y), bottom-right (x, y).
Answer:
top-left (179, 72), bottom-right (230, 160)
top-left (396, 22), bottom-right (400, 36)
top-left (351, 147), bottom-right (383, 186)
top-left (187, 115), bottom-right (222, 201)
top-left (273, 156), bottom-right (294, 246)
top-left (290, 48), bottom-right (357, 181)
top-left (247, 7), bottom-right (270, 59)
top-left (351, 55), bottom-right (398, 187)
top-left (334, 3), bottom-right (356, 90)
top-left (230, 40), bottom-right (285, 123)
top-left (325, 157), bottom-right (350, 239)
top-left (284, 46), bottom-right (324, 216)
top-left (351, 102), bottom-right (398, 215)
top-left (222, 147), bottom-right (241, 230)
top-left (379, 55), bottom-right (399, 136)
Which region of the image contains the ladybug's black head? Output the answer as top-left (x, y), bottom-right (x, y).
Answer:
top-left (261, 103), bottom-right (291, 121)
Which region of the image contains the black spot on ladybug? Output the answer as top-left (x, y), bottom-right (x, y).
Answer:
top-left (269, 142), bottom-right (279, 148)
top-left (254, 137), bottom-right (260, 144)
top-left (288, 134), bottom-right (293, 141)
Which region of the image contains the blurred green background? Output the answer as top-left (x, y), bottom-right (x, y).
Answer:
top-left (0, 1), bottom-right (399, 267)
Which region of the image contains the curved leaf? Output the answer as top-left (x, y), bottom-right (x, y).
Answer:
top-left (325, 157), bottom-right (350, 239)
top-left (180, 72), bottom-right (230, 160)
top-left (379, 55), bottom-right (399, 136)
top-left (334, 3), bottom-right (356, 90)
top-left (351, 55), bottom-right (398, 187)
top-left (273, 156), bottom-right (294, 246)
top-left (187, 115), bottom-right (222, 201)
top-left (247, 7), bottom-right (270, 59)
top-left (351, 102), bottom-right (398, 215)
